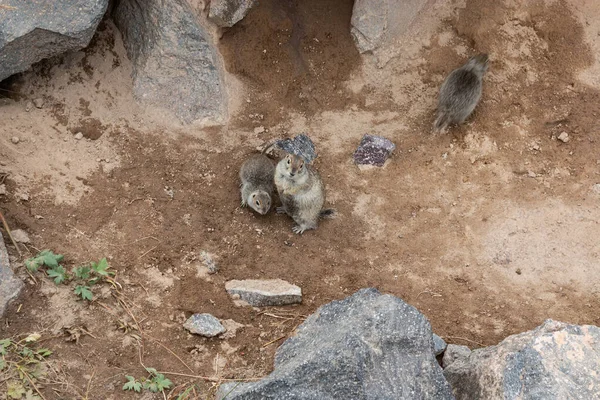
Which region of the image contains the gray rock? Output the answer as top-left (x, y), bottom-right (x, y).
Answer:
top-left (10, 229), bottom-right (29, 244)
top-left (209, 0), bottom-right (256, 28)
top-left (0, 184), bottom-right (6, 196)
top-left (114, 0), bottom-right (226, 124)
top-left (351, 0), bottom-right (427, 54)
top-left (217, 288), bottom-right (453, 399)
top-left (183, 313), bottom-right (225, 337)
top-left (444, 319), bottom-right (600, 399)
top-left (200, 250), bottom-right (218, 274)
top-left (433, 333), bottom-right (447, 356)
top-left (442, 344), bottom-right (471, 369)
top-left (276, 134), bottom-right (317, 163)
top-left (558, 131), bottom-right (570, 143)
top-left (225, 279), bottom-right (301, 307)
top-left (74, 132), bottom-right (84, 140)
top-left (0, 232), bottom-right (24, 317)
top-left (10, 136), bottom-right (19, 144)
top-left (0, 0), bottom-right (108, 81)
top-left (353, 134), bottom-right (396, 167)
top-left (32, 98), bottom-right (44, 109)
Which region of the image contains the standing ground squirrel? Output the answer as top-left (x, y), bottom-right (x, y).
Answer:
top-left (240, 154), bottom-right (275, 215)
top-left (274, 153), bottom-right (335, 234)
top-left (434, 54), bottom-right (489, 133)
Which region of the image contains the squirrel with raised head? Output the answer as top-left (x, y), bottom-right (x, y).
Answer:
top-left (434, 54), bottom-right (489, 133)
top-left (239, 153), bottom-right (275, 215)
top-left (274, 153), bottom-right (335, 234)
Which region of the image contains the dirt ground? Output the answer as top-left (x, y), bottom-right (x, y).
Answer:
top-left (1, 0), bottom-right (600, 398)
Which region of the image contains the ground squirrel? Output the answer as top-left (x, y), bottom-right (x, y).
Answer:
top-left (434, 54), bottom-right (489, 132)
top-left (240, 154), bottom-right (275, 215)
top-left (274, 153), bottom-right (335, 234)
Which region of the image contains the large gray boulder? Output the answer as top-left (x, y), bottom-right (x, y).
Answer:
top-left (113, 0), bottom-right (226, 124)
top-left (350, 0), bottom-right (427, 54)
top-left (216, 288), bottom-right (453, 399)
top-left (0, 232), bottom-right (23, 317)
top-left (208, 0), bottom-right (256, 28)
top-left (444, 319), bottom-right (600, 400)
top-left (0, 0), bottom-right (108, 81)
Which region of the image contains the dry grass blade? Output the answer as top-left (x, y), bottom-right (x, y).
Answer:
top-left (0, 210), bottom-right (21, 256)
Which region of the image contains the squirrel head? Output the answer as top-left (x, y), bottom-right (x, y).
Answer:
top-left (282, 154), bottom-right (307, 178)
top-left (467, 53), bottom-right (489, 76)
top-left (248, 191), bottom-right (272, 215)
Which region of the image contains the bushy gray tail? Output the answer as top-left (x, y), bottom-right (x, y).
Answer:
top-left (320, 209), bottom-right (336, 219)
top-left (433, 111), bottom-right (449, 133)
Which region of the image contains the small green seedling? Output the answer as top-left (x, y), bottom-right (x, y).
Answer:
top-left (122, 368), bottom-right (172, 394)
top-left (25, 250), bottom-right (64, 272)
top-left (74, 285), bottom-right (93, 301)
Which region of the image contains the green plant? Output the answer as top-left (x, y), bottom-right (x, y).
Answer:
top-left (25, 251), bottom-right (117, 302)
top-left (25, 250), bottom-right (63, 272)
top-left (122, 368), bottom-right (172, 394)
top-left (0, 333), bottom-right (51, 399)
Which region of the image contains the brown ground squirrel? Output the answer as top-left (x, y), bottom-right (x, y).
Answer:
top-left (274, 153), bottom-right (335, 234)
top-left (434, 54), bottom-right (489, 133)
top-left (240, 154), bottom-right (275, 215)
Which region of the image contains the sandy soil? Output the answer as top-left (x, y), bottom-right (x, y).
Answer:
top-left (1, 0), bottom-right (599, 398)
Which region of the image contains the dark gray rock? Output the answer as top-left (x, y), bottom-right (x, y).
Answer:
top-left (0, 232), bottom-right (23, 317)
top-left (276, 134), bottom-right (317, 163)
top-left (225, 279), bottom-right (302, 307)
top-left (442, 344), bottom-right (471, 369)
top-left (183, 313), bottom-right (225, 337)
top-left (0, 0), bottom-right (108, 81)
top-left (351, 0), bottom-right (427, 54)
top-left (444, 319), bottom-right (600, 399)
top-left (114, 0), bottom-right (226, 124)
top-left (353, 134), bottom-right (396, 167)
top-left (209, 0), bottom-right (256, 28)
top-left (433, 333), bottom-right (447, 356)
top-left (217, 288), bottom-right (453, 399)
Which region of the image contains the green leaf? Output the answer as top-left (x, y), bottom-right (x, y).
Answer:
top-left (40, 250), bottom-right (64, 269)
top-left (122, 376), bottom-right (142, 392)
top-left (35, 348), bottom-right (52, 358)
top-left (154, 375), bottom-right (172, 391)
top-left (74, 286), bottom-right (93, 301)
top-left (145, 367), bottom-right (158, 376)
top-left (47, 265), bottom-right (67, 285)
top-left (0, 358), bottom-right (6, 370)
top-left (7, 381), bottom-right (26, 399)
top-left (177, 386), bottom-right (195, 400)
top-left (73, 266), bottom-right (91, 280)
top-left (24, 257), bottom-right (42, 272)
top-left (143, 380), bottom-right (159, 392)
top-left (92, 258), bottom-right (111, 277)
top-left (0, 338), bottom-right (11, 355)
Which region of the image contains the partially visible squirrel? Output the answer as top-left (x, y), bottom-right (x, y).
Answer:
top-left (274, 153), bottom-right (335, 234)
top-left (239, 154), bottom-right (275, 215)
top-left (434, 54), bottom-right (489, 132)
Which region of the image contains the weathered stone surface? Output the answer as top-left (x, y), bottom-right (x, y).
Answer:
top-left (0, 232), bottom-right (23, 317)
top-left (353, 134), bottom-right (396, 167)
top-left (350, 0), bottom-right (427, 53)
top-left (10, 229), bottom-right (29, 244)
top-left (442, 344), bottom-right (471, 369)
top-left (444, 319), bottom-right (600, 399)
top-left (433, 333), bottom-right (447, 356)
top-left (0, 0), bottom-right (108, 81)
top-left (114, 0), bottom-right (226, 124)
top-left (217, 288), bottom-right (453, 399)
top-left (209, 0), bottom-right (256, 28)
top-left (225, 279), bottom-right (301, 307)
top-left (183, 313), bottom-right (225, 337)
top-left (276, 134), bottom-right (317, 163)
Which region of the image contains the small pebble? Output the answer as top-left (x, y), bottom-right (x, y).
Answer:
top-left (557, 132), bottom-right (570, 143)
top-left (74, 132), bottom-right (83, 140)
top-left (33, 98), bottom-right (44, 109)
top-left (25, 101), bottom-right (33, 112)
top-left (11, 136), bottom-right (19, 144)
top-left (254, 126), bottom-right (266, 135)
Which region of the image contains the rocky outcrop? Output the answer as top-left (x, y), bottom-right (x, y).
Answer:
top-left (0, 0), bottom-right (108, 81)
top-left (114, 0), bottom-right (226, 124)
top-left (444, 319), bottom-right (600, 399)
top-left (0, 232), bottom-right (23, 317)
top-left (350, 0), bottom-right (427, 54)
top-left (216, 288), bottom-right (453, 399)
top-left (208, 0), bottom-right (256, 28)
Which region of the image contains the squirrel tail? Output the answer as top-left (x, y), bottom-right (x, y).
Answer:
top-left (433, 111), bottom-right (449, 133)
top-left (319, 209), bottom-right (336, 219)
